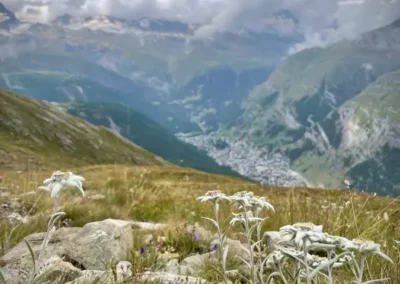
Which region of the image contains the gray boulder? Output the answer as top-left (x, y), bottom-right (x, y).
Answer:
top-left (0, 219), bottom-right (134, 283)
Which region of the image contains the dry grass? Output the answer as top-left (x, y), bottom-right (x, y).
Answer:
top-left (0, 165), bottom-right (399, 282)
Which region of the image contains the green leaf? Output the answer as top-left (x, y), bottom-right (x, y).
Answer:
top-left (24, 239), bottom-right (36, 274)
top-left (236, 255), bottom-right (251, 268)
top-left (222, 244), bottom-right (229, 270)
top-left (266, 272), bottom-right (282, 284)
top-left (309, 251), bottom-right (351, 279)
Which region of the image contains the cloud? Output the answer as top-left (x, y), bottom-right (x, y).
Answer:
top-left (1, 0), bottom-right (400, 52)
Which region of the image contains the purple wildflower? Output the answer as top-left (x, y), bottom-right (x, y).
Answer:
top-left (140, 247), bottom-right (146, 256)
top-left (193, 234), bottom-right (200, 241)
top-left (210, 244), bottom-right (217, 252)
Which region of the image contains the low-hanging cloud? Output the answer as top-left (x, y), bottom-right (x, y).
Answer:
top-left (2, 0), bottom-right (400, 53)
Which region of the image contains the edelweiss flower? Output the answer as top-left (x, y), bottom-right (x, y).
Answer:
top-left (197, 190), bottom-right (230, 203)
top-left (345, 239), bottom-right (393, 263)
top-left (249, 196), bottom-right (275, 211)
top-left (293, 222), bottom-right (323, 233)
top-left (279, 223), bottom-right (328, 250)
top-left (39, 171), bottom-right (85, 204)
top-left (277, 247), bottom-right (308, 262)
top-left (229, 211), bottom-right (262, 225)
top-left (308, 255), bottom-right (344, 269)
top-left (229, 191), bottom-right (253, 207)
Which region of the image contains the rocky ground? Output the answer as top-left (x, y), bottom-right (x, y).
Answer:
top-left (0, 217), bottom-right (253, 284)
top-left (176, 133), bottom-right (309, 188)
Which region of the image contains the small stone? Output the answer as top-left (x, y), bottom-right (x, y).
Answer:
top-left (143, 234), bottom-right (153, 245)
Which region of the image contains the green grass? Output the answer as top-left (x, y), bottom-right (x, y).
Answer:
top-left (293, 152), bottom-right (347, 189)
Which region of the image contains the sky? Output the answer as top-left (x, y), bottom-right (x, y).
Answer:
top-left (2, 0), bottom-right (400, 52)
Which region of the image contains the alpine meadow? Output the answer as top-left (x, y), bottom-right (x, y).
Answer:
top-left (1, 1), bottom-right (400, 283)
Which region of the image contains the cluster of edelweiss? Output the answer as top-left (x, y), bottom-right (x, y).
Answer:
top-left (197, 190), bottom-right (393, 284)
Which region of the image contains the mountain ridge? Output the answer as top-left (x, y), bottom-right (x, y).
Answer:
top-left (0, 88), bottom-right (167, 171)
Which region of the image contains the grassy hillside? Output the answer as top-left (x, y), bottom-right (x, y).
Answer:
top-left (0, 165), bottom-right (399, 282)
top-left (350, 70), bottom-right (400, 122)
top-left (0, 88), bottom-right (166, 171)
top-left (65, 102), bottom-right (239, 177)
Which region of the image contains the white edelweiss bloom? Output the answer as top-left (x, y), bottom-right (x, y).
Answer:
top-left (229, 211), bottom-right (262, 225)
top-left (279, 223), bottom-right (331, 251)
top-left (292, 222), bottom-right (323, 233)
top-left (279, 225), bottom-right (299, 241)
top-left (329, 235), bottom-right (353, 247)
top-left (294, 231), bottom-right (307, 249)
top-left (39, 171), bottom-right (85, 203)
top-left (341, 240), bottom-right (359, 251)
top-left (279, 247), bottom-right (309, 262)
top-left (305, 231), bottom-right (326, 243)
top-left (351, 239), bottom-right (393, 263)
top-left (249, 196), bottom-right (275, 211)
top-left (196, 190), bottom-right (230, 203)
top-left (229, 191), bottom-right (253, 207)
top-left (279, 225), bottom-right (299, 232)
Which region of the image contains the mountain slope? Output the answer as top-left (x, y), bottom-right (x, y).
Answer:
top-left (65, 102), bottom-right (239, 177)
top-left (179, 18), bottom-right (400, 194)
top-left (0, 52), bottom-right (198, 133)
top-left (336, 70), bottom-right (400, 194)
top-left (230, 18), bottom-right (400, 194)
top-left (0, 88), bottom-right (166, 170)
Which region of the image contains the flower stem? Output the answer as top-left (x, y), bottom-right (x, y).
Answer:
top-left (303, 244), bottom-right (310, 284)
top-left (243, 209), bottom-right (256, 284)
top-left (358, 254), bottom-right (366, 284)
top-left (327, 249), bottom-right (333, 284)
top-left (214, 202), bottom-right (229, 282)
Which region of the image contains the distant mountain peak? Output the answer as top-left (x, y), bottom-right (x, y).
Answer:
top-left (0, 2), bottom-right (7, 12)
top-left (0, 2), bottom-right (19, 29)
top-left (390, 17), bottom-right (400, 28)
